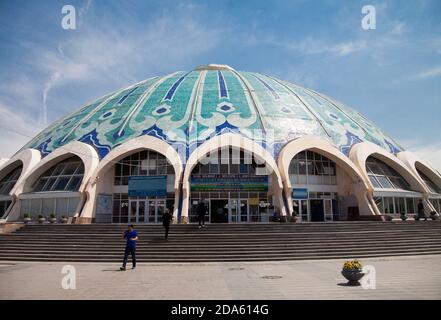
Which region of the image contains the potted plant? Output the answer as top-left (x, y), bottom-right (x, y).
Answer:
top-left (49, 213), bottom-right (57, 224)
top-left (23, 214), bottom-right (31, 224)
top-left (430, 211), bottom-right (439, 221)
top-left (60, 216), bottom-right (68, 224)
top-left (400, 212), bottom-right (407, 221)
top-left (38, 214), bottom-right (46, 224)
top-left (341, 259), bottom-right (365, 286)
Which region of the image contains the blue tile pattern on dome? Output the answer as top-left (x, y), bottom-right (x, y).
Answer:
top-left (19, 66), bottom-right (404, 161)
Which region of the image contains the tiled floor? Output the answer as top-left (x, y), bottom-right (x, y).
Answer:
top-left (0, 255), bottom-right (440, 299)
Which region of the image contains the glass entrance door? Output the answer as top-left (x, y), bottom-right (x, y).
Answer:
top-left (239, 199), bottom-right (249, 222)
top-left (229, 199), bottom-right (249, 222)
top-left (230, 199), bottom-right (239, 223)
top-left (210, 199), bottom-right (229, 223)
top-left (148, 199), bottom-right (166, 223)
top-left (129, 198), bottom-right (166, 223)
top-left (310, 199), bottom-right (325, 221)
top-left (156, 199), bottom-right (165, 223)
top-left (293, 199), bottom-right (308, 222)
top-left (128, 199), bottom-right (147, 223)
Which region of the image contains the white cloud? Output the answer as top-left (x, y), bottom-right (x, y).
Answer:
top-left (0, 103), bottom-right (44, 158)
top-left (36, 3), bottom-right (224, 102)
top-left (0, 3), bottom-right (227, 157)
top-left (414, 66), bottom-right (441, 80)
top-left (254, 35), bottom-right (368, 58)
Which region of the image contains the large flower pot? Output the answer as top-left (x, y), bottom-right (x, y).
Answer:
top-left (341, 269), bottom-right (365, 286)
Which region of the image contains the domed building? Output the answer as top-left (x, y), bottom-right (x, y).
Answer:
top-left (0, 64), bottom-right (440, 224)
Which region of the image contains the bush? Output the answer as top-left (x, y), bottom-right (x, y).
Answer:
top-left (343, 259), bottom-right (363, 271)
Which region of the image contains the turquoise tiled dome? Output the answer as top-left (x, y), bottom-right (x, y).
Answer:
top-left (22, 64), bottom-right (403, 160)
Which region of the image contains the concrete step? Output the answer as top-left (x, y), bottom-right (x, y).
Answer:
top-left (1, 221), bottom-right (440, 262)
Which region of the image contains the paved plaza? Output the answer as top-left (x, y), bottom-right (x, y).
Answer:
top-left (1, 255), bottom-right (440, 300)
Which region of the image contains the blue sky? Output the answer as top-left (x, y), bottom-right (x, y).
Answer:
top-left (0, 0), bottom-right (440, 170)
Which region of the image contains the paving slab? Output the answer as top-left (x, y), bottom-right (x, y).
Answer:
top-left (0, 255), bottom-right (440, 299)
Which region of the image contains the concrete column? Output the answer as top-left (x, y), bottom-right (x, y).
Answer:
top-left (173, 187), bottom-right (180, 223)
top-left (181, 184), bottom-right (189, 224)
top-left (272, 177), bottom-right (287, 221)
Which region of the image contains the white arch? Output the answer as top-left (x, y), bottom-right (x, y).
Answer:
top-left (181, 133), bottom-right (285, 223)
top-left (278, 136), bottom-right (375, 219)
top-left (0, 148), bottom-right (41, 219)
top-left (398, 150), bottom-right (441, 213)
top-left (0, 149), bottom-right (42, 193)
top-left (398, 150), bottom-right (441, 191)
top-left (350, 141), bottom-right (428, 217)
top-left (87, 135), bottom-right (183, 222)
top-left (8, 141), bottom-right (100, 222)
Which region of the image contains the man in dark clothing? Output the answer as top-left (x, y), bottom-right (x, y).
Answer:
top-left (120, 225), bottom-right (138, 271)
top-left (162, 208), bottom-right (173, 240)
top-left (197, 201), bottom-right (207, 229)
top-left (417, 200), bottom-right (427, 221)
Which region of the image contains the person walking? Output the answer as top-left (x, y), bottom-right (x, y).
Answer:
top-left (162, 208), bottom-right (173, 240)
top-left (197, 201), bottom-right (207, 229)
top-left (120, 224), bottom-right (138, 271)
top-left (417, 200), bottom-right (427, 221)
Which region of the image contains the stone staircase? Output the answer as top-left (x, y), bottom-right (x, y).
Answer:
top-left (0, 221), bottom-right (440, 262)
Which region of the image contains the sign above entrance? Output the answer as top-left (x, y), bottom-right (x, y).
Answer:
top-left (128, 176), bottom-right (167, 197)
top-left (191, 175), bottom-right (268, 192)
top-left (293, 188), bottom-right (308, 200)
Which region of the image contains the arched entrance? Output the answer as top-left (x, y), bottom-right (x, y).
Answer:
top-left (279, 136), bottom-right (373, 221)
top-left (89, 135), bottom-right (183, 223)
top-left (350, 141), bottom-right (428, 219)
top-left (19, 156), bottom-right (85, 221)
top-left (0, 162), bottom-right (23, 218)
top-left (188, 146), bottom-right (273, 223)
top-left (182, 133), bottom-right (285, 223)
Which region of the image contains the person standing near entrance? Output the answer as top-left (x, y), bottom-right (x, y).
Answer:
top-left (120, 225), bottom-right (138, 271)
top-left (162, 208), bottom-right (173, 240)
top-left (197, 201), bottom-right (207, 229)
top-left (417, 200), bottom-right (427, 221)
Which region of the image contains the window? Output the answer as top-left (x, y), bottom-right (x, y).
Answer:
top-left (20, 197), bottom-right (80, 218)
top-left (366, 157), bottom-right (413, 191)
top-left (0, 165), bottom-right (23, 195)
top-left (191, 148), bottom-right (259, 177)
top-left (375, 196), bottom-right (422, 215)
top-left (114, 151), bottom-right (174, 186)
top-left (417, 169), bottom-right (441, 194)
top-left (0, 200), bottom-right (12, 216)
top-left (32, 157), bottom-right (84, 192)
top-left (406, 198), bottom-right (416, 214)
top-left (288, 151), bottom-right (337, 185)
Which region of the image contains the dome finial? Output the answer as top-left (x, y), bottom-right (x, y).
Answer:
top-left (194, 64), bottom-right (235, 71)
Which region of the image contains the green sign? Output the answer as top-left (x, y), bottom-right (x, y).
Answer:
top-left (190, 175), bottom-right (268, 192)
